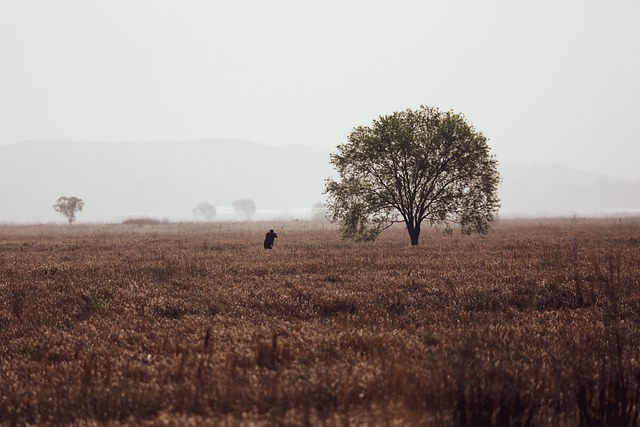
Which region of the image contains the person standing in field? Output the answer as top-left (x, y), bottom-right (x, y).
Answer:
top-left (264, 229), bottom-right (278, 249)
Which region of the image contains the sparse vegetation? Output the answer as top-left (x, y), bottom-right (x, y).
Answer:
top-left (311, 202), bottom-right (327, 221)
top-left (1, 218), bottom-right (639, 426)
top-left (52, 196), bottom-right (84, 224)
top-left (232, 198), bottom-right (257, 220)
top-left (121, 217), bottom-right (170, 226)
top-left (192, 203), bottom-right (217, 221)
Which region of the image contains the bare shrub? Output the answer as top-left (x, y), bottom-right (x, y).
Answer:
top-left (122, 217), bottom-right (170, 225)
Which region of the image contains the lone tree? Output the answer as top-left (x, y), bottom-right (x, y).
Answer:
top-left (324, 105), bottom-right (500, 246)
top-left (192, 202), bottom-right (217, 221)
top-left (232, 198), bottom-right (256, 220)
top-left (53, 196), bottom-right (84, 224)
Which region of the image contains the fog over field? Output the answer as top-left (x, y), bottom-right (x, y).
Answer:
top-left (0, 140), bottom-right (331, 223)
top-left (1, 2), bottom-right (639, 223)
top-left (1, 139), bottom-right (639, 224)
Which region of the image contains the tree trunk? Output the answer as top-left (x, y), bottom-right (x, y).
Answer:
top-left (407, 223), bottom-right (421, 246)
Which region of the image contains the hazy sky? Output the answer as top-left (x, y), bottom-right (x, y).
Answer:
top-left (2, 1), bottom-right (639, 180)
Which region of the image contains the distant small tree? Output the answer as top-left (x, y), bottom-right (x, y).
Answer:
top-left (53, 196), bottom-right (84, 224)
top-left (192, 202), bottom-right (217, 221)
top-left (232, 198), bottom-right (256, 220)
top-left (311, 202), bottom-right (327, 221)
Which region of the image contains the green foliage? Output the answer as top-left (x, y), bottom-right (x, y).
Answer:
top-left (52, 196), bottom-right (84, 224)
top-left (325, 105), bottom-right (501, 245)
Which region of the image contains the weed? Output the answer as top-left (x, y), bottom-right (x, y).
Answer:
top-left (0, 218), bottom-right (639, 425)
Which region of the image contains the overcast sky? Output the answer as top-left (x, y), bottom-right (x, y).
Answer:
top-left (2, 0), bottom-right (639, 181)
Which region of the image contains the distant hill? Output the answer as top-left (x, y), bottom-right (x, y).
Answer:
top-left (0, 139), bottom-right (335, 223)
top-left (1, 140), bottom-right (638, 223)
top-left (499, 162), bottom-right (640, 217)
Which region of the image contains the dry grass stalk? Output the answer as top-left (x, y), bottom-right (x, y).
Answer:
top-left (0, 218), bottom-right (639, 425)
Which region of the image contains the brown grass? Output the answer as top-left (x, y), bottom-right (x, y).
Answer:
top-left (1, 218), bottom-right (640, 426)
top-left (121, 217), bottom-right (171, 226)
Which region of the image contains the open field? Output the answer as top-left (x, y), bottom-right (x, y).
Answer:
top-left (1, 218), bottom-right (640, 426)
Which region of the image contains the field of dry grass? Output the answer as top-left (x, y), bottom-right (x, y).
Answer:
top-left (1, 218), bottom-right (640, 426)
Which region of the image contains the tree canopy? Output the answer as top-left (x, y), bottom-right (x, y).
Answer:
top-left (192, 202), bottom-right (217, 221)
top-left (53, 196), bottom-right (84, 224)
top-left (324, 105), bottom-right (501, 245)
top-left (232, 198), bottom-right (256, 220)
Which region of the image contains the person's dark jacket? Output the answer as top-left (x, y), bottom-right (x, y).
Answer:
top-left (264, 230), bottom-right (277, 249)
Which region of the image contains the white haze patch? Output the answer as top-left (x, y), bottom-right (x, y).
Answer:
top-left (1, 140), bottom-right (640, 224)
top-left (1, 1), bottom-right (639, 182)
